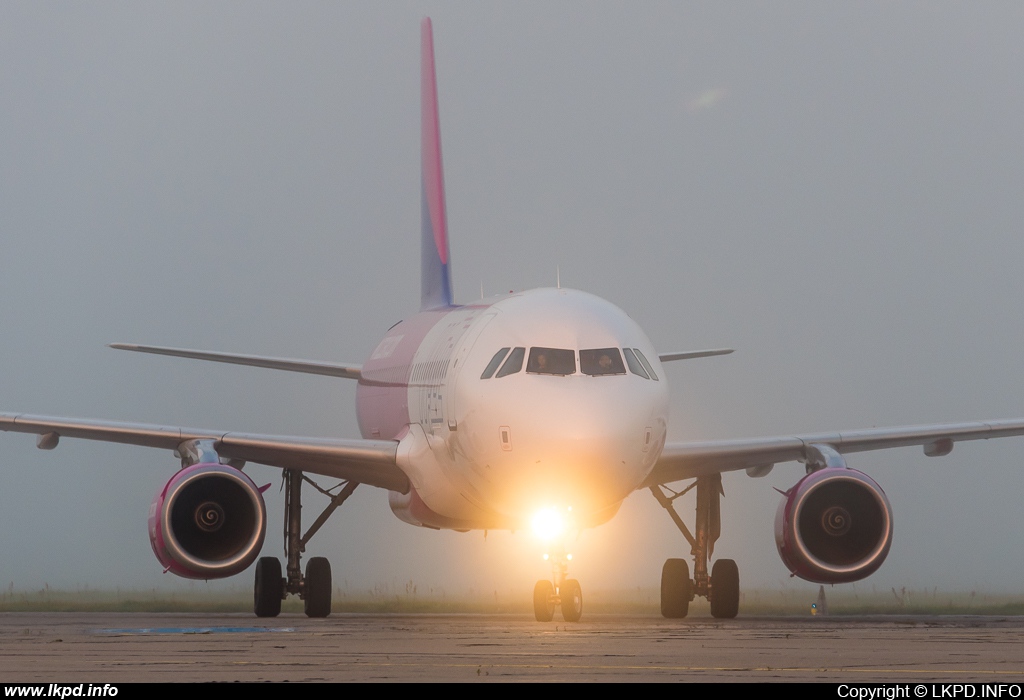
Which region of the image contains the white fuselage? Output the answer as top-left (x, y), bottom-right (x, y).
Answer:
top-left (359, 288), bottom-right (669, 532)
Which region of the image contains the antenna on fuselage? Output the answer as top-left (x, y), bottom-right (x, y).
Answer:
top-left (556, 266), bottom-right (561, 289)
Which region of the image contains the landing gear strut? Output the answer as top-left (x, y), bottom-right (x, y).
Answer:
top-left (532, 546), bottom-right (583, 622)
top-left (651, 474), bottom-right (740, 619)
top-left (254, 468), bottom-right (358, 618)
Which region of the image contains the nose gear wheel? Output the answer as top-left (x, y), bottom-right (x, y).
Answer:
top-left (533, 546), bottom-right (584, 622)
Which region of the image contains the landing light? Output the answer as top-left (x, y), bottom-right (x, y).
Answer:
top-left (542, 552), bottom-right (572, 561)
top-left (531, 507), bottom-right (567, 541)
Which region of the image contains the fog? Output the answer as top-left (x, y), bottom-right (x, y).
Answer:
top-left (2, 2), bottom-right (1023, 599)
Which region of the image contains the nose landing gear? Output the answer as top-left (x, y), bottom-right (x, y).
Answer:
top-left (652, 475), bottom-right (740, 619)
top-left (532, 546), bottom-right (583, 622)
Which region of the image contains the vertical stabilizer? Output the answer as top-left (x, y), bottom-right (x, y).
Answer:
top-left (420, 18), bottom-right (454, 310)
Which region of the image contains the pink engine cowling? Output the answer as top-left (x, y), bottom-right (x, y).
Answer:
top-left (775, 468), bottom-right (893, 584)
top-left (149, 463), bottom-right (266, 579)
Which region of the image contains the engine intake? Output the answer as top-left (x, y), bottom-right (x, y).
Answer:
top-left (775, 468), bottom-right (893, 584)
top-left (149, 463), bottom-right (266, 579)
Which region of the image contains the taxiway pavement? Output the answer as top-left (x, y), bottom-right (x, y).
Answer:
top-left (2, 612), bottom-right (1022, 682)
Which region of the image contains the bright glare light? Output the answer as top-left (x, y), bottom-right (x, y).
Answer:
top-left (531, 507), bottom-right (566, 541)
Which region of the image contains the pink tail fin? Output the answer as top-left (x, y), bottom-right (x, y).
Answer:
top-left (420, 17), bottom-right (454, 309)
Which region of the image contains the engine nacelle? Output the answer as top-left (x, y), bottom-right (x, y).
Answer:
top-left (149, 463), bottom-right (266, 579)
top-left (775, 467), bottom-right (893, 584)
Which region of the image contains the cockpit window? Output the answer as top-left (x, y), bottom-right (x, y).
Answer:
top-left (495, 346), bottom-right (526, 378)
top-left (580, 348), bottom-right (626, 376)
top-left (622, 347), bottom-right (650, 379)
top-left (481, 348), bottom-right (510, 379)
top-left (632, 348), bottom-right (658, 381)
top-left (527, 347), bottom-right (576, 375)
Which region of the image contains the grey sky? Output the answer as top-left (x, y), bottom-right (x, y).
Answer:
top-left (2, 2), bottom-right (1023, 597)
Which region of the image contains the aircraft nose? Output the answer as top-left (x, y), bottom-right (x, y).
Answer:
top-left (472, 378), bottom-right (660, 518)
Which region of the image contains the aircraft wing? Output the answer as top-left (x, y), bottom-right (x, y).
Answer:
top-left (0, 412), bottom-right (407, 492)
top-left (658, 349), bottom-right (734, 362)
top-left (109, 343), bottom-right (362, 380)
top-left (643, 418), bottom-right (1024, 486)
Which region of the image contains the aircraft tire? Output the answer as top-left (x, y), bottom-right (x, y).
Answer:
top-left (254, 556), bottom-right (283, 618)
top-left (304, 557), bottom-right (332, 618)
top-left (561, 579), bottom-right (583, 622)
top-left (709, 558), bottom-right (740, 619)
top-left (660, 558), bottom-right (691, 618)
top-left (533, 580), bottom-right (555, 622)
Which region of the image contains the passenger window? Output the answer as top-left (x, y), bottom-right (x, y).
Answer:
top-left (633, 348), bottom-right (658, 381)
top-left (527, 347), bottom-right (576, 375)
top-left (495, 347), bottom-right (526, 378)
top-left (622, 348), bottom-right (649, 379)
top-left (580, 348), bottom-right (626, 376)
top-left (481, 348), bottom-right (511, 379)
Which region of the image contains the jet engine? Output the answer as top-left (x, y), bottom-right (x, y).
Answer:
top-left (775, 468), bottom-right (893, 584)
top-left (149, 463), bottom-right (266, 579)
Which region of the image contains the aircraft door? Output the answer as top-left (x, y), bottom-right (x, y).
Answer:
top-left (446, 311), bottom-right (497, 431)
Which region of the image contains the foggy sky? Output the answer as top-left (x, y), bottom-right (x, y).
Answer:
top-left (2, 2), bottom-right (1024, 598)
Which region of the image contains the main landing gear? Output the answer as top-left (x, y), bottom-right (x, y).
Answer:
top-left (254, 468), bottom-right (359, 618)
top-left (651, 474), bottom-right (740, 619)
top-left (533, 546), bottom-right (583, 622)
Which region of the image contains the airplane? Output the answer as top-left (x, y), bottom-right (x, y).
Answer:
top-left (5, 17), bottom-right (1024, 622)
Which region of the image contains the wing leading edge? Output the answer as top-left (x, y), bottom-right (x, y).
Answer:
top-left (0, 412), bottom-right (407, 493)
top-left (109, 343), bottom-right (362, 380)
top-left (658, 348), bottom-right (734, 362)
top-left (645, 418), bottom-right (1024, 486)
